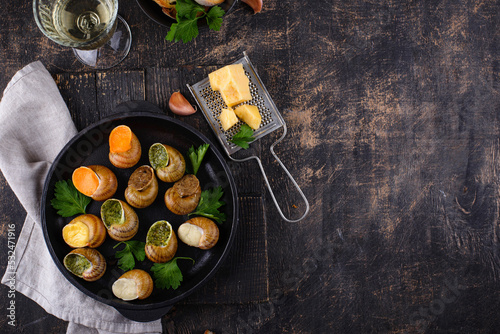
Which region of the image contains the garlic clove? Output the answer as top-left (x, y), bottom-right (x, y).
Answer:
top-left (169, 92), bottom-right (197, 116)
top-left (242, 0), bottom-right (263, 14)
top-left (112, 278), bottom-right (139, 301)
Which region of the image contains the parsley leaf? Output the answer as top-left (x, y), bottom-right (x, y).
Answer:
top-left (206, 6), bottom-right (225, 31)
top-left (151, 257), bottom-right (195, 290)
top-left (177, 0), bottom-right (204, 19)
top-left (51, 180), bottom-right (91, 217)
top-left (189, 186), bottom-right (226, 224)
top-left (230, 124), bottom-right (255, 149)
top-left (113, 240), bottom-right (146, 271)
top-left (186, 143), bottom-right (210, 176)
top-left (173, 17), bottom-right (200, 43)
top-left (165, 0), bottom-right (225, 43)
top-left (166, 23), bottom-right (179, 42)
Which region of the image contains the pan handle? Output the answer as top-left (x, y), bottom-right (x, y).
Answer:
top-left (229, 123), bottom-right (310, 223)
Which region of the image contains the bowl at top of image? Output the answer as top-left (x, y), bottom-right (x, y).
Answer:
top-left (136, 0), bottom-right (238, 27)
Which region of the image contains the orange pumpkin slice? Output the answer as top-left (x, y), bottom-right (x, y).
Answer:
top-left (72, 166), bottom-right (99, 197)
top-left (109, 125), bottom-right (133, 153)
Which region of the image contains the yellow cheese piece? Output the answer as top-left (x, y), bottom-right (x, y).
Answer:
top-left (219, 79), bottom-right (252, 107)
top-left (209, 64), bottom-right (246, 91)
top-left (209, 63), bottom-right (252, 107)
top-left (62, 221), bottom-right (90, 248)
top-left (234, 105), bottom-right (261, 130)
top-left (219, 108), bottom-right (239, 131)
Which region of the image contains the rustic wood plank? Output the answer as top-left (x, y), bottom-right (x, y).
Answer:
top-left (96, 71), bottom-right (146, 117)
top-left (54, 72), bottom-right (98, 131)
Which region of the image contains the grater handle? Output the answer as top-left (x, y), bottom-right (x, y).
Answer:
top-left (229, 123), bottom-right (310, 223)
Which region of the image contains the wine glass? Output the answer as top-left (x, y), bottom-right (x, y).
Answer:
top-left (33, 0), bottom-right (131, 69)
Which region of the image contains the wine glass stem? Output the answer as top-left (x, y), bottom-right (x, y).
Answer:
top-left (72, 15), bottom-right (132, 69)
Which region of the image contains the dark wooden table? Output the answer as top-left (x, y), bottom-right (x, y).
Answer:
top-left (1, 0), bottom-right (500, 333)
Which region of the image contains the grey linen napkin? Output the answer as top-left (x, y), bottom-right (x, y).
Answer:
top-left (0, 61), bottom-right (162, 334)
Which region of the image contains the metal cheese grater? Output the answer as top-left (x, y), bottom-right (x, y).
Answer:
top-left (187, 52), bottom-right (309, 223)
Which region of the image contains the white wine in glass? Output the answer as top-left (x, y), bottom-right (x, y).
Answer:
top-left (34, 0), bottom-right (131, 69)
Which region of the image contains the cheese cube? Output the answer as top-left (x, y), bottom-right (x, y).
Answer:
top-left (219, 78), bottom-right (252, 107)
top-left (209, 63), bottom-right (252, 107)
top-left (219, 108), bottom-right (239, 131)
top-left (234, 105), bottom-right (261, 130)
top-left (209, 64), bottom-right (247, 91)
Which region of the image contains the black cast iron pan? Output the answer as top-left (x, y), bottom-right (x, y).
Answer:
top-left (40, 101), bottom-right (238, 322)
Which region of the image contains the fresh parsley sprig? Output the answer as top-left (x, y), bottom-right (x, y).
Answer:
top-left (230, 124), bottom-right (255, 149)
top-left (189, 186), bottom-right (226, 224)
top-left (51, 180), bottom-right (91, 217)
top-left (113, 240), bottom-right (146, 271)
top-left (151, 257), bottom-right (195, 290)
top-left (186, 143), bottom-right (210, 176)
top-left (166, 0), bottom-right (225, 43)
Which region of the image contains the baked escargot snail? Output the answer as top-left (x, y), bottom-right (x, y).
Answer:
top-left (63, 248), bottom-right (106, 282)
top-left (62, 214), bottom-right (106, 248)
top-left (165, 174), bottom-right (201, 215)
top-left (149, 143), bottom-right (186, 183)
top-left (101, 199), bottom-right (139, 241)
top-left (112, 269), bottom-right (153, 301)
top-left (145, 220), bottom-right (178, 263)
top-left (108, 125), bottom-right (142, 169)
top-left (72, 165), bottom-right (118, 201)
top-left (178, 217), bottom-right (219, 250)
top-left (125, 165), bottom-right (158, 209)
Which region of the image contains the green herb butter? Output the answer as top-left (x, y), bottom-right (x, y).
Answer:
top-left (149, 143), bottom-right (169, 170)
top-left (101, 199), bottom-right (125, 228)
top-left (146, 220), bottom-right (172, 247)
top-left (64, 254), bottom-right (91, 277)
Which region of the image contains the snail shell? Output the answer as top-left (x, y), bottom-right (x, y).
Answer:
top-left (109, 132), bottom-right (142, 169)
top-left (125, 165), bottom-right (159, 208)
top-left (73, 165), bottom-right (118, 201)
top-left (63, 248), bottom-right (106, 282)
top-left (178, 217), bottom-right (219, 250)
top-left (101, 199), bottom-right (139, 241)
top-left (165, 174), bottom-right (201, 215)
top-left (149, 143), bottom-right (186, 183)
top-left (62, 214), bottom-right (106, 248)
top-left (145, 220), bottom-right (178, 263)
top-left (112, 269), bottom-right (153, 301)
top-left (90, 165), bottom-right (118, 201)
